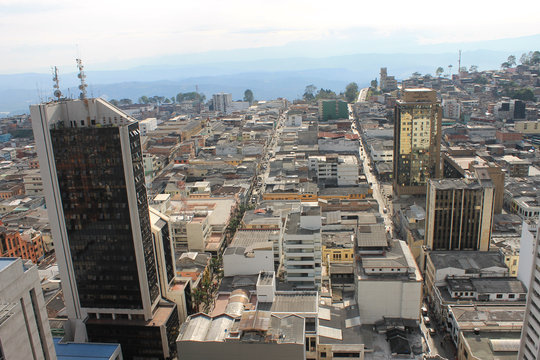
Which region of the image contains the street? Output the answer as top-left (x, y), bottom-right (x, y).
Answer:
top-left (349, 105), bottom-right (393, 231)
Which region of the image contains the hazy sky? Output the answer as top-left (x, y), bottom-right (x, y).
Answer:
top-left (2, 0), bottom-right (540, 73)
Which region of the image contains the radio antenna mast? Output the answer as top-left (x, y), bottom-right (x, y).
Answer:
top-left (76, 58), bottom-right (88, 99)
top-left (52, 66), bottom-right (62, 100)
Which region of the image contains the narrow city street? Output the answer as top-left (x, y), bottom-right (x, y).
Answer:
top-left (350, 105), bottom-right (393, 232)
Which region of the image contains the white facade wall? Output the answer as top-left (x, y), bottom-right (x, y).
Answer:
top-left (519, 219), bottom-right (540, 360)
top-left (337, 162), bottom-right (358, 186)
top-left (223, 249), bottom-right (274, 276)
top-left (0, 258), bottom-right (56, 360)
top-left (518, 220), bottom-right (538, 291)
top-left (286, 114), bottom-right (302, 127)
top-left (356, 279), bottom-right (422, 324)
top-left (139, 117), bottom-right (157, 136)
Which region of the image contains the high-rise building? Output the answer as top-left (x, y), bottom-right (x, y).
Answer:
top-left (424, 177), bottom-right (494, 251)
top-left (380, 67), bottom-right (398, 91)
top-left (282, 206), bottom-right (322, 289)
top-left (212, 93), bottom-right (232, 114)
top-left (31, 98), bottom-right (178, 359)
top-left (319, 99), bottom-right (348, 121)
top-left (518, 220), bottom-right (540, 360)
top-left (393, 88), bottom-right (442, 195)
top-left (0, 257), bottom-right (56, 359)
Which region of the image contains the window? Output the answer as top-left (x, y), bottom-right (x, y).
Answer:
top-left (496, 294), bottom-right (503, 299)
top-left (509, 294), bottom-right (515, 299)
top-left (320, 352), bottom-right (327, 358)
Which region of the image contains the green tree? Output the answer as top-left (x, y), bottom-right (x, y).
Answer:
top-left (511, 88), bottom-right (535, 102)
top-left (243, 89), bottom-right (254, 104)
top-left (501, 61), bottom-right (511, 69)
top-left (507, 55), bottom-right (517, 67)
top-left (109, 99), bottom-right (120, 106)
top-left (315, 88), bottom-right (337, 100)
top-left (345, 82), bottom-right (359, 103)
top-left (119, 98), bottom-right (132, 105)
top-left (412, 72), bottom-right (422, 78)
top-left (163, 98), bottom-right (171, 103)
top-left (138, 96), bottom-right (149, 104)
top-left (370, 79), bottom-right (378, 89)
top-left (469, 65), bottom-right (478, 73)
top-left (435, 67), bottom-right (444, 77)
top-left (171, 96), bottom-right (176, 103)
top-left (303, 84), bottom-right (317, 101)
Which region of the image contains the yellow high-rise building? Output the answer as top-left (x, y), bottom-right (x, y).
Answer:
top-left (393, 88), bottom-right (442, 195)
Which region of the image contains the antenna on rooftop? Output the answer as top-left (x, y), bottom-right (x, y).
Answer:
top-left (76, 58), bottom-right (88, 99)
top-left (52, 66), bottom-right (62, 100)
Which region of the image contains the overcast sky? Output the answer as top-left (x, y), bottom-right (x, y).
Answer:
top-left (2, 0), bottom-right (540, 73)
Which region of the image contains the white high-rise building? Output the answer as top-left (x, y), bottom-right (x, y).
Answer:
top-left (0, 258), bottom-right (56, 360)
top-left (518, 219), bottom-right (540, 359)
top-left (212, 93), bottom-right (232, 114)
top-left (283, 206), bottom-right (322, 289)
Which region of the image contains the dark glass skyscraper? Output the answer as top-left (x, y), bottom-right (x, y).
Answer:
top-left (31, 98), bottom-right (178, 359)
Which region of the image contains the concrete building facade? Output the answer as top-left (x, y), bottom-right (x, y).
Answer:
top-left (393, 88), bottom-right (442, 195)
top-left (0, 257), bottom-right (56, 360)
top-left (425, 178), bottom-right (494, 251)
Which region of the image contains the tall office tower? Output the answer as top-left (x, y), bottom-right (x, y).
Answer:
top-left (393, 88), bottom-right (442, 195)
top-left (31, 98), bottom-right (178, 359)
top-left (0, 257), bottom-right (56, 359)
top-left (425, 177), bottom-right (494, 251)
top-left (212, 92), bottom-right (232, 114)
top-left (518, 220), bottom-right (540, 360)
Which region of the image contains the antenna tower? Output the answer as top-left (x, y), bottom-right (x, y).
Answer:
top-left (76, 58), bottom-right (88, 99)
top-left (458, 50), bottom-right (462, 73)
top-left (52, 66), bottom-right (62, 100)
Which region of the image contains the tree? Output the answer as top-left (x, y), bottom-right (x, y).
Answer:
top-left (109, 99), bottom-right (120, 106)
top-left (469, 65), bottom-right (478, 73)
top-left (303, 84), bottom-right (317, 101)
top-left (138, 96), bottom-right (149, 104)
top-left (507, 55), bottom-right (516, 67)
top-left (459, 67), bottom-right (467, 73)
top-left (163, 98), bottom-right (171, 103)
top-left (171, 96), bottom-right (176, 103)
top-left (243, 89), bottom-right (254, 104)
top-left (501, 61), bottom-right (511, 70)
top-left (119, 98), bottom-right (132, 105)
top-left (412, 72), bottom-right (422, 78)
top-left (315, 88), bottom-right (337, 100)
top-left (345, 82), bottom-right (359, 103)
top-left (447, 65), bottom-right (453, 76)
top-left (370, 79), bottom-right (378, 89)
top-left (435, 67), bottom-right (444, 77)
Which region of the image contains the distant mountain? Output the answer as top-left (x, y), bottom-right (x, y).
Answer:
top-left (0, 40), bottom-right (536, 115)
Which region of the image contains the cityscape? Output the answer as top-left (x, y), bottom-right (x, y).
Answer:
top-left (2, 2), bottom-right (540, 360)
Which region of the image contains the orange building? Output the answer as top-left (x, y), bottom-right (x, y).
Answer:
top-left (0, 229), bottom-right (44, 263)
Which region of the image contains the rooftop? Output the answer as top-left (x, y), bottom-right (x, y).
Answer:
top-left (257, 291), bottom-right (318, 314)
top-left (54, 337), bottom-right (121, 360)
top-left (462, 331), bottom-right (521, 360)
top-left (429, 251), bottom-right (506, 271)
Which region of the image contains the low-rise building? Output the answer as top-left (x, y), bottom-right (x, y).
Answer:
top-left (355, 240), bottom-right (423, 324)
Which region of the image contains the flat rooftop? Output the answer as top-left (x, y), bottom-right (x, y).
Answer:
top-left (54, 337), bottom-right (121, 360)
top-left (0, 257), bottom-right (17, 272)
top-left (429, 251), bottom-right (505, 271)
top-left (231, 230), bottom-right (279, 248)
top-left (461, 331), bottom-right (521, 360)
